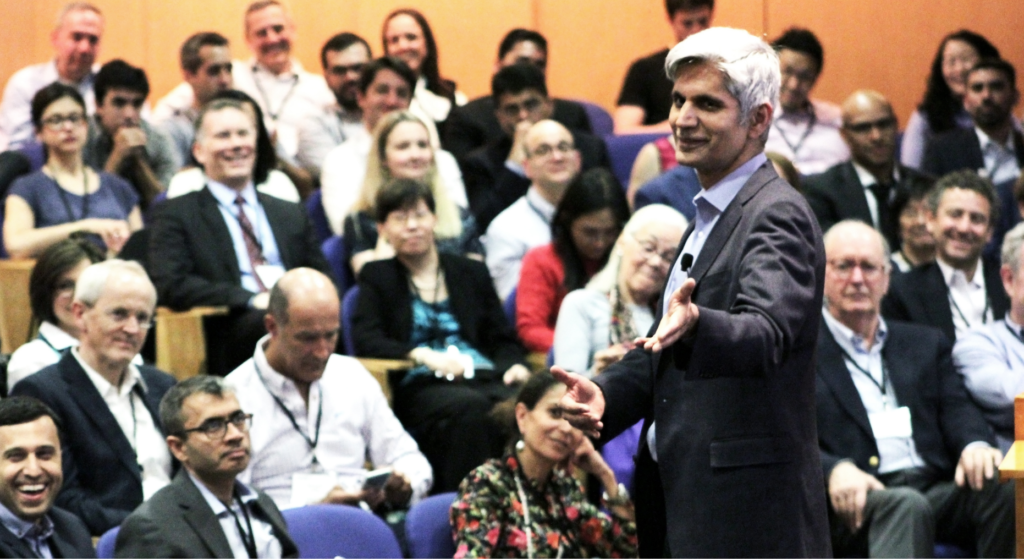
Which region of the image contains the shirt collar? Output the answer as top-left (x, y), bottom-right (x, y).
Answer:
top-left (822, 308), bottom-right (889, 356)
top-left (37, 322), bottom-right (78, 351)
top-left (253, 335), bottom-right (319, 400)
top-left (188, 471), bottom-right (258, 516)
top-left (0, 501), bottom-right (53, 542)
top-left (694, 152), bottom-right (768, 214)
top-left (1006, 314), bottom-right (1023, 337)
top-left (936, 257), bottom-right (985, 289)
top-left (249, 57), bottom-right (304, 78)
top-left (852, 161), bottom-right (900, 189)
top-left (975, 126), bottom-right (1015, 153)
top-left (71, 347), bottom-right (146, 398)
top-left (525, 187), bottom-right (557, 222)
top-left (206, 180), bottom-right (258, 208)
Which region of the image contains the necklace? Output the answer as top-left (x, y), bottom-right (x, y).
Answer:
top-left (46, 164), bottom-right (90, 222)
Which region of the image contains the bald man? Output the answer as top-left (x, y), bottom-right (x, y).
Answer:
top-left (803, 90), bottom-right (934, 249)
top-left (482, 119), bottom-right (583, 299)
top-left (225, 268), bottom-right (432, 512)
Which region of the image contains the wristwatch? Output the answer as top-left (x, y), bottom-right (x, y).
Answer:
top-left (602, 483), bottom-right (630, 507)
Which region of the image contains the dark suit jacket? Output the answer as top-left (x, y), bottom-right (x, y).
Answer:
top-left (442, 96), bottom-right (592, 161)
top-left (9, 353), bottom-right (177, 535)
top-left (803, 161), bottom-right (934, 248)
top-left (461, 130), bottom-right (610, 231)
top-left (593, 163), bottom-right (831, 557)
top-left (817, 319), bottom-right (993, 481)
top-left (352, 253), bottom-right (526, 373)
top-left (114, 470), bottom-right (298, 558)
top-left (147, 187), bottom-right (330, 310)
top-left (881, 258), bottom-right (1010, 341)
top-left (921, 126), bottom-right (1024, 178)
top-left (0, 506), bottom-right (95, 558)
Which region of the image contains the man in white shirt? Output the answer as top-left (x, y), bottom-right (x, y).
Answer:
top-left (483, 119), bottom-right (581, 300)
top-left (9, 260), bottom-right (176, 536)
top-left (883, 170), bottom-right (1009, 340)
top-left (227, 268), bottom-right (432, 512)
top-left (295, 33), bottom-right (371, 180)
top-left (0, 2), bottom-right (103, 151)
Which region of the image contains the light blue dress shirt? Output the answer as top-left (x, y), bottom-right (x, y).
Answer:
top-left (206, 180), bottom-right (283, 294)
top-left (0, 501), bottom-right (54, 558)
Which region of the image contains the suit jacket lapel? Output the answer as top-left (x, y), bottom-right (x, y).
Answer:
top-left (174, 472), bottom-right (235, 558)
top-left (817, 325), bottom-right (874, 439)
top-left (881, 331), bottom-right (917, 412)
top-left (59, 356), bottom-right (142, 481)
top-left (1012, 129), bottom-right (1024, 167)
top-left (839, 163), bottom-right (875, 225)
top-left (261, 194), bottom-right (293, 268)
top-left (967, 129), bottom-right (985, 171)
top-left (984, 258), bottom-right (1009, 319)
top-left (921, 264), bottom-right (956, 340)
top-left (0, 526), bottom-right (37, 558)
top-left (198, 187), bottom-right (243, 282)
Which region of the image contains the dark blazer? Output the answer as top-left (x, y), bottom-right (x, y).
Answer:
top-left (594, 163), bottom-right (831, 557)
top-left (114, 470), bottom-right (298, 558)
top-left (816, 319), bottom-right (994, 481)
top-left (442, 96), bottom-right (592, 161)
top-left (803, 161), bottom-right (934, 248)
top-left (352, 253), bottom-right (526, 373)
top-left (0, 506), bottom-right (95, 558)
top-left (921, 126), bottom-right (1024, 178)
top-left (881, 258), bottom-right (1009, 341)
top-left (461, 130), bottom-right (610, 231)
top-left (147, 187), bottom-right (330, 310)
top-left (9, 353), bottom-right (177, 535)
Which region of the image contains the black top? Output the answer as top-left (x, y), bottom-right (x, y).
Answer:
top-left (616, 48), bottom-right (672, 124)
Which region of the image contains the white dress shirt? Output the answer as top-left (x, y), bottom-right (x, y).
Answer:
top-left (975, 127), bottom-right (1021, 185)
top-left (936, 258), bottom-right (992, 339)
top-left (7, 322), bottom-right (78, 393)
top-left (954, 315), bottom-right (1024, 453)
top-left (852, 162), bottom-right (900, 229)
top-left (71, 349), bottom-right (172, 499)
top-left (483, 187), bottom-right (557, 300)
top-left (189, 472), bottom-right (283, 559)
top-left (227, 336), bottom-right (432, 510)
top-left (295, 102), bottom-right (363, 178)
top-left (0, 60), bottom-right (98, 151)
top-left (765, 99), bottom-right (850, 175)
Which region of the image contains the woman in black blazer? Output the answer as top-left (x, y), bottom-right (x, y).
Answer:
top-left (352, 178), bottom-right (529, 492)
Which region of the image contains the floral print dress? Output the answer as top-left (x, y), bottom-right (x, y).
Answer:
top-left (450, 452), bottom-right (638, 558)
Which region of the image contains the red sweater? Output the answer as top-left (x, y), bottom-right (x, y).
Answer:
top-left (516, 244), bottom-right (600, 352)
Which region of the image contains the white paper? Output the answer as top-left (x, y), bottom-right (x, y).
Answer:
top-left (869, 406), bottom-right (913, 439)
top-left (290, 472), bottom-right (337, 508)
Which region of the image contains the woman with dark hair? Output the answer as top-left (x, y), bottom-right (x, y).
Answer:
top-left (890, 178), bottom-right (937, 272)
top-left (901, 30), bottom-right (1001, 169)
top-left (165, 89), bottom-right (301, 202)
top-left (4, 83), bottom-right (142, 258)
top-left (353, 177), bottom-right (528, 493)
top-left (382, 8), bottom-right (466, 132)
top-left (450, 371), bottom-right (637, 558)
top-left (516, 168), bottom-right (630, 353)
top-left (7, 235), bottom-right (105, 391)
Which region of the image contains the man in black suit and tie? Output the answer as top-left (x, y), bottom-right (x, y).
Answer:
top-left (148, 98), bottom-right (330, 375)
top-left (804, 90), bottom-right (934, 249)
top-left (115, 376), bottom-right (297, 558)
top-left (922, 58), bottom-right (1023, 183)
top-left (11, 260), bottom-right (177, 535)
top-left (883, 170), bottom-right (1009, 340)
top-left (555, 28), bottom-right (830, 556)
top-left (460, 62), bottom-right (609, 231)
top-left (816, 220), bottom-right (1013, 557)
top-left (0, 397), bottom-right (95, 558)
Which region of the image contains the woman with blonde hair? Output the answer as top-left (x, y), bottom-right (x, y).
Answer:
top-left (343, 110), bottom-right (476, 274)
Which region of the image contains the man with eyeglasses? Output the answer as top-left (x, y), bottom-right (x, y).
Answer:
top-left (83, 59), bottom-right (178, 209)
top-left (10, 260), bottom-right (176, 536)
top-left (462, 63), bottom-right (609, 232)
top-left (115, 376), bottom-right (298, 558)
top-left (226, 268), bottom-right (431, 514)
top-left (295, 32), bottom-right (371, 180)
top-left (804, 90), bottom-right (935, 249)
top-left (815, 220), bottom-right (1013, 557)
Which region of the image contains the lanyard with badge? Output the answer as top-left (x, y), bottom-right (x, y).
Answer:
top-left (218, 194), bottom-right (286, 288)
top-left (251, 65), bottom-right (299, 122)
top-left (226, 491), bottom-right (258, 559)
top-left (948, 290), bottom-right (990, 330)
top-left (838, 346), bottom-right (913, 441)
top-left (772, 109), bottom-right (817, 158)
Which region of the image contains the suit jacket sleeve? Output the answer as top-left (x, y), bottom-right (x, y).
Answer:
top-left (880, 275), bottom-right (914, 324)
top-left (352, 261), bottom-right (414, 359)
top-left (114, 511), bottom-right (172, 558)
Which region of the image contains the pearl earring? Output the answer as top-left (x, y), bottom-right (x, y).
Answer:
top-left (515, 439), bottom-right (525, 452)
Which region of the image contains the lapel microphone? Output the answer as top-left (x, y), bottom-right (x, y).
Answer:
top-left (680, 253), bottom-right (694, 272)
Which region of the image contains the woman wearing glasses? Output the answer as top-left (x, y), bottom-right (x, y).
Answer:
top-left (4, 83), bottom-right (142, 259)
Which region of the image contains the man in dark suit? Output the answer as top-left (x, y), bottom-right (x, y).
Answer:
top-left (442, 28), bottom-right (592, 161)
top-left (115, 376), bottom-right (297, 558)
top-left (460, 62), bottom-right (609, 231)
top-left (555, 28), bottom-right (830, 556)
top-left (883, 170), bottom-right (1009, 340)
top-left (804, 90), bottom-right (934, 249)
top-left (11, 260), bottom-right (177, 535)
top-left (148, 98), bottom-right (330, 375)
top-left (0, 397), bottom-right (95, 558)
top-left (817, 220), bottom-right (1012, 557)
top-left (922, 58), bottom-right (1023, 182)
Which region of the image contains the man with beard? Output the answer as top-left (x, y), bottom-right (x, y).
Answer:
top-left (924, 58), bottom-right (1023, 184)
top-left (115, 376), bottom-right (298, 558)
top-left (296, 33), bottom-right (372, 180)
top-left (883, 170), bottom-right (1009, 340)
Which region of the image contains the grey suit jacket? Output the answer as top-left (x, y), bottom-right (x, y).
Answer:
top-left (114, 470), bottom-right (298, 558)
top-left (594, 162), bottom-right (831, 557)
top-left (0, 507), bottom-right (95, 558)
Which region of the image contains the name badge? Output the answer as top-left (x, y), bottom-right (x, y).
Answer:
top-left (290, 472), bottom-right (336, 508)
top-left (255, 264), bottom-right (286, 290)
top-left (868, 406), bottom-right (913, 439)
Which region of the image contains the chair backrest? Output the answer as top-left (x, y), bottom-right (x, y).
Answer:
top-left (96, 526), bottom-right (120, 558)
top-left (575, 99), bottom-right (614, 137)
top-left (306, 189), bottom-right (332, 247)
top-left (321, 235), bottom-right (352, 293)
top-left (604, 133), bottom-right (665, 188)
top-left (502, 286), bottom-right (517, 328)
top-left (282, 504), bottom-right (403, 559)
top-left (405, 492), bottom-right (458, 558)
top-left (341, 285), bottom-right (360, 355)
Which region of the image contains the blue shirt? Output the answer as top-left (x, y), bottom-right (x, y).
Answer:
top-left (0, 501), bottom-right (54, 559)
top-left (205, 180), bottom-right (283, 293)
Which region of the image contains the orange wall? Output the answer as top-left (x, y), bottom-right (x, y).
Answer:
top-left (1, 0), bottom-right (1022, 127)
